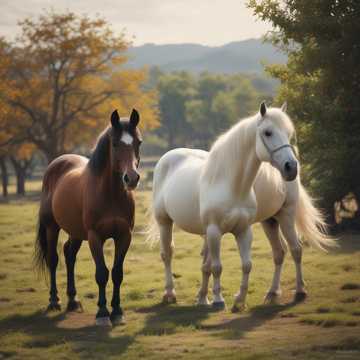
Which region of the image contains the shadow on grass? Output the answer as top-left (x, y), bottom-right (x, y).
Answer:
top-left (0, 310), bottom-right (133, 358)
top-left (200, 301), bottom-right (298, 340)
top-left (136, 302), bottom-right (213, 336)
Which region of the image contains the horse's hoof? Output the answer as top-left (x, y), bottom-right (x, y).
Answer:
top-left (95, 317), bottom-right (112, 326)
top-left (46, 302), bottom-right (61, 312)
top-left (264, 291), bottom-right (281, 305)
top-left (294, 291), bottom-right (307, 303)
top-left (162, 293), bottom-right (177, 304)
top-left (196, 297), bottom-right (210, 306)
top-left (66, 300), bottom-right (83, 313)
top-left (231, 302), bottom-right (246, 313)
top-left (111, 314), bottom-right (126, 326)
top-left (212, 300), bottom-right (226, 311)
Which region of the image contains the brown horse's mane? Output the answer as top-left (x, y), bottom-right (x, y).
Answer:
top-left (88, 127), bottom-right (111, 176)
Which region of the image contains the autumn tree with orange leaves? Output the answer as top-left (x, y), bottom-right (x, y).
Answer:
top-left (0, 11), bottom-right (158, 195)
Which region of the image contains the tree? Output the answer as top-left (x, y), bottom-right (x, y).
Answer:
top-left (0, 155), bottom-right (9, 198)
top-left (157, 72), bottom-right (195, 149)
top-left (0, 11), bottom-right (158, 162)
top-left (10, 143), bottom-right (36, 195)
top-left (185, 73), bottom-right (265, 148)
top-left (248, 0), bottom-right (360, 227)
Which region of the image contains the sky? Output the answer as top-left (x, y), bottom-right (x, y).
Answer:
top-left (0, 0), bottom-right (272, 46)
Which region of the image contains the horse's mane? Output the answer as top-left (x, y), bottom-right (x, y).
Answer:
top-left (203, 115), bottom-right (258, 183)
top-left (202, 108), bottom-right (295, 190)
top-left (88, 127), bottom-right (111, 175)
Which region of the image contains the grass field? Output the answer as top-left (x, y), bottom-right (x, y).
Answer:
top-left (0, 179), bottom-right (360, 359)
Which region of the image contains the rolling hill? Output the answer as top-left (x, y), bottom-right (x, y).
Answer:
top-left (125, 38), bottom-right (287, 74)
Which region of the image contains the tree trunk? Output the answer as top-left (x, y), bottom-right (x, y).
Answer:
top-left (10, 157), bottom-right (31, 196)
top-left (0, 156), bottom-right (8, 198)
top-left (43, 142), bottom-right (61, 163)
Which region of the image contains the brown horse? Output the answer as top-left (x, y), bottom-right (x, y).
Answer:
top-left (34, 109), bottom-right (142, 326)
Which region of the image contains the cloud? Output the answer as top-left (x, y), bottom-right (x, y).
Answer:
top-left (0, 0), bottom-right (271, 45)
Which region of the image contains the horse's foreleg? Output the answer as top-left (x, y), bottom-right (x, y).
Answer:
top-left (159, 221), bottom-right (176, 304)
top-left (262, 219), bottom-right (285, 304)
top-left (46, 226), bottom-right (61, 311)
top-left (110, 231), bottom-right (131, 326)
top-left (197, 237), bottom-right (211, 306)
top-left (64, 237), bottom-right (83, 312)
top-left (232, 227), bottom-right (252, 313)
top-left (207, 224), bottom-right (225, 309)
top-left (279, 212), bottom-right (307, 302)
top-left (88, 230), bottom-right (110, 326)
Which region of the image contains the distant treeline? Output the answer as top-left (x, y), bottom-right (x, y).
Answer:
top-left (143, 68), bottom-right (276, 154)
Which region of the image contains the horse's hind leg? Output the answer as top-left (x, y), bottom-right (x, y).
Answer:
top-left (159, 220), bottom-right (176, 303)
top-left (262, 218), bottom-right (285, 304)
top-left (46, 225), bottom-right (61, 311)
top-left (63, 237), bottom-right (83, 312)
top-left (278, 210), bottom-right (307, 302)
top-left (197, 237), bottom-right (211, 306)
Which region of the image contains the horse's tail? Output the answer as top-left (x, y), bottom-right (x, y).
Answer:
top-left (33, 214), bottom-right (48, 277)
top-left (145, 206), bottom-right (160, 247)
top-left (295, 183), bottom-right (337, 251)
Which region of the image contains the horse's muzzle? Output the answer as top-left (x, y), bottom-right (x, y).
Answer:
top-left (123, 172), bottom-right (140, 190)
top-left (283, 160), bottom-right (298, 181)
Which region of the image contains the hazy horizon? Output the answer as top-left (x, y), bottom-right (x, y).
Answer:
top-left (0, 0), bottom-right (272, 46)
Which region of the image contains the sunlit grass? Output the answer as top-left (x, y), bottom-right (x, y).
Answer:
top-left (0, 179), bottom-right (359, 359)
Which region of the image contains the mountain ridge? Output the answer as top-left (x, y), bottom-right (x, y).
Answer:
top-left (125, 38), bottom-right (287, 74)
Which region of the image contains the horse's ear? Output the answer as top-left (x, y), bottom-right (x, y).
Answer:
top-left (260, 101), bottom-right (267, 117)
top-left (111, 110), bottom-right (120, 128)
top-left (129, 108), bottom-right (140, 128)
top-left (281, 102), bottom-right (287, 112)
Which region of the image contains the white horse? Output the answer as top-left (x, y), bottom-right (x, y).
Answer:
top-left (149, 102), bottom-right (334, 312)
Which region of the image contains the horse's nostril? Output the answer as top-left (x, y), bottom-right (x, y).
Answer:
top-left (284, 162), bottom-right (291, 172)
top-left (123, 174), bottom-right (130, 184)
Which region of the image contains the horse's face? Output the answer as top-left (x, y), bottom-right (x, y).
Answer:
top-left (256, 102), bottom-right (298, 181)
top-left (110, 109), bottom-right (142, 190)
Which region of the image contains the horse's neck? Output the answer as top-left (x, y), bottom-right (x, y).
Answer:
top-left (232, 147), bottom-right (260, 196)
top-left (94, 161), bottom-right (126, 197)
top-left (206, 116), bottom-right (261, 196)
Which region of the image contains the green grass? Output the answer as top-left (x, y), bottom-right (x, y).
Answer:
top-left (0, 179), bottom-right (360, 359)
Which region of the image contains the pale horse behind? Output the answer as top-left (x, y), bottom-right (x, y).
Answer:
top-left (149, 102), bottom-right (335, 312)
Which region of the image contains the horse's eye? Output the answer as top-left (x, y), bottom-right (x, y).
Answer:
top-left (264, 130), bottom-right (272, 137)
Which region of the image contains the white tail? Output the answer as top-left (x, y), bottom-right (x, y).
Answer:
top-left (145, 207), bottom-right (160, 247)
top-left (295, 183), bottom-right (337, 251)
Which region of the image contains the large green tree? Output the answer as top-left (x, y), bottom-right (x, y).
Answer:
top-left (248, 0), bottom-right (360, 226)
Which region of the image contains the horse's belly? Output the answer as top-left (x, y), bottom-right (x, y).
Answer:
top-left (163, 164), bottom-right (204, 235)
top-left (52, 170), bottom-right (86, 239)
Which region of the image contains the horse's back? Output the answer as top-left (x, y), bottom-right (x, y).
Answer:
top-left (41, 154), bottom-right (88, 238)
top-left (42, 154), bottom-right (88, 194)
top-left (153, 148), bottom-right (207, 234)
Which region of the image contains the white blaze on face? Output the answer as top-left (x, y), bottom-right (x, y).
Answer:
top-left (121, 132), bottom-right (133, 145)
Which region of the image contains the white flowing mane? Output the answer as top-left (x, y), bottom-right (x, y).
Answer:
top-left (203, 114), bottom-right (258, 183)
top-left (202, 108), bottom-right (296, 190)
